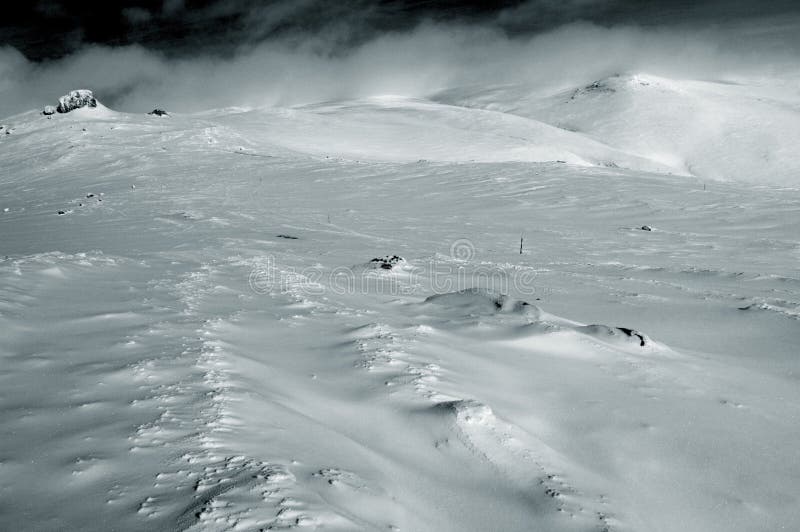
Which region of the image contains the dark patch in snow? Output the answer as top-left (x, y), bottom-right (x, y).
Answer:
top-left (617, 327), bottom-right (647, 346)
top-left (579, 324), bottom-right (648, 347)
top-left (640, 225), bottom-right (653, 231)
top-left (575, 324), bottom-right (650, 347)
top-left (157, 211), bottom-right (197, 224)
top-left (369, 255), bottom-right (404, 270)
top-left (544, 487), bottom-right (563, 499)
top-left (148, 109), bottom-right (169, 116)
top-left (570, 78), bottom-right (618, 101)
top-left (276, 234), bottom-right (298, 240)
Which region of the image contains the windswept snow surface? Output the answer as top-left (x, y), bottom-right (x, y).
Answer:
top-left (1, 81), bottom-right (800, 532)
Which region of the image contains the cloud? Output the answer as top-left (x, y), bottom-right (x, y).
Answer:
top-left (2, 12), bottom-right (800, 119)
top-left (162, 0), bottom-right (185, 17)
top-left (34, 0), bottom-right (68, 18)
top-left (122, 7), bottom-right (153, 26)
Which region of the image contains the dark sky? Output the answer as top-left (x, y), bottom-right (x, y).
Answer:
top-left (4, 0), bottom-right (800, 60)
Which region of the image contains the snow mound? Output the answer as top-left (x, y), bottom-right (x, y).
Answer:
top-left (211, 98), bottom-right (672, 171)
top-left (431, 399), bottom-right (494, 425)
top-left (56, 90), bottom-right (98, 114)
top-left (435, 73), bottom-right (800, 185)
top-left (424, 288), bottom-right (541, 318)
top-left (42, 105), bottom-right (56, 116)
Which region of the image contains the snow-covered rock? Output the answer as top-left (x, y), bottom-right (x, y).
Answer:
top-left (42, 105), bottom-right (56, 116)
top-left (56, 90), bottom-right (97, 114)
top-left (368, 255), bottom-right (405, 270)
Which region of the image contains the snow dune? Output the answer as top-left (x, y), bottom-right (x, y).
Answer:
top-left (1, 76), bottom-right (799, 531)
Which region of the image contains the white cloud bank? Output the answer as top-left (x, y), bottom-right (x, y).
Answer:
top-left (2, 17), bottom-right (799, 118)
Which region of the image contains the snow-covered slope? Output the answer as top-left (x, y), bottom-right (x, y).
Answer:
top-left (206, 97), bottom-right (673, 173)
top-left (1, 89), bottom-right (799, 532)
top-left (436, 73), bottom-right (800, 185)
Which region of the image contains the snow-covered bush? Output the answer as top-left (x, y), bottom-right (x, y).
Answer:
top-left (56, 90), bottom-right (97, 114)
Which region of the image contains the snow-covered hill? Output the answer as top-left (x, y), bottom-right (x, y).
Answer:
top-left (1, 82), bottom-right (799, 532)
top-left (435, 73), bottom-right (800, 185)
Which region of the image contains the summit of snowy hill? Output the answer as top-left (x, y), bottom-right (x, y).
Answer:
top-left (434, 73), bottom-right (800, 185)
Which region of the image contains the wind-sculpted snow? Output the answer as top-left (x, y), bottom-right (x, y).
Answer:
top-left (0, 86), bottom-right (799, 531)
top-left (424, 287), bottom-right (542, 318)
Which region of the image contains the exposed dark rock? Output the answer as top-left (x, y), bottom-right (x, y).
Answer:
top-left (370, 255), bottom-right (404, 270)
top-left (148, 109), bottom-right (169, 116)
top-left (640, 225), bottom-right (652, 231)
top-left (617, 327), bottom-right (647, 346)
top-left (276, 234), bottom-right (298, 239)
top-left (579, 324), bottom-right (649, 347)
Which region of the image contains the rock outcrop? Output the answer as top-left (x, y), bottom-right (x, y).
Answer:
top-left (369, 255), bottom-right (404, 270)
top-left (56, 90), bottom-right (97, 114)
